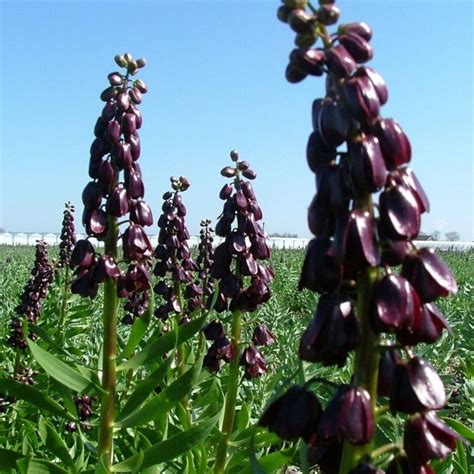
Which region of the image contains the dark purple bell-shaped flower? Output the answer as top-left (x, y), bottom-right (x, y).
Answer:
top-left (317, 384), bottom-right (375, 445)
top-left (71, 239), bottom-right (95, 268)
top-left (252, 325), bottom-right (275, 346)
top-left (377, 349), bottom-right (401, 397)
top-left (370, 274), bottom-right (421, 334)
top-left (290, 48), bottom-right (326, 77)
top-left (340, 22), bottom-right (372, 41)
top-left (401, 248), bottom-right (458, 303)
top-left (106, 185), bottom-right (129, 217)
top-left (390, 356), bottom-right (445, 414)
top-left (379, 183), bottom-right (421, 240)
top-left (71, 269), bottom-right (99, 299)
top-left (397, 302), bottom-right (450, 345)
top-left (299, 237), bottom-right (341, 294)
top-left (300, 293), bottom-right (360, 367)
top-left (316, 98), bottom-right (350, 147)
top-left (130, 199), bottom-right (153, 226)
top-left (404, 411), bottom-right (461, 467)
top-left (325, 44), bottom-right (357, 77)
top-left (306, 131), bottom-right (337, 171)
top-left (374, 119), bottom-right (411, 170)
top-left (203, 320), bottom-right (225, 341)
top-left (344, 76), bottom-right (380, 122)
top-left (93, 255), bottom-right (121, 283)
top-left (348, 135), bottom-right (387, 194)
top-left (355, 66), bottom-right (388, 105)
top-left (82, 181), bottom-right (103, 210)
top-left (122, 223), bottom-right (153, 261)
top-left (307, 440), bottom-right (342, 474)
top-left (396, 167), bottom-right (430, 214)
top-left (259, 385), bottom-right (322, 442)
top-left (83, 208), bottom-right (108, 239)
top-left (208, 337), bottom-right (235, 363)
top-left (240, 346), bottom-right (268, 379)
top-left (339, 32), bottom-right (373, 63)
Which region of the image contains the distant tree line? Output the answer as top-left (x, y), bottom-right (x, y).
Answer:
top-left (268, 232), bottom-right (299, 238)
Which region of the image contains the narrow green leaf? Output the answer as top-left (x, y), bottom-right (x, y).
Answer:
top-left (114, 411), bottom-right (220, 470)
top-left (112, 450), bottom-right (144, 472)
top-left (117, 315), bottom-right (206, 371)
top-left (246, 446), bottom-right (298, 474)
top-left (28, 339), bottom-right (94, 392)
top-left (0, 449), bottom-right (23, 469)
top-left (442, 417), bottom-right (474, 442)
top-left (38, 417), bottom-right (76, 470)
top-left (119, 354), bottom-right (173, 420)
top-left (29, 324), bottom-right (71, 358)
top-left (117, 357), bottom-right (202, 427)
top-left (0, 379), bottom-right (73, 420)
top-left (19, 459), bottom-right (68, 474)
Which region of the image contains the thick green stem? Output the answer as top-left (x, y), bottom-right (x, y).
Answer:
top-left (98, 216), bottom-right (118, 471)
top-left (338, 266), bottom-right (380, 473)
top-left (214, 310), bottom-right (242, 474)
top-left (59, 266), bottom-right (70, 345)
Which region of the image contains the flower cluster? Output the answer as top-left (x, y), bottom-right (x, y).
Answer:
top-left (203, 151), bottom-right (274, 376)
top-left (196, 219), bottom-right (215, 299)
top-left (153, 176), bottom-right (200, 323)
top-left (211, 150), bottom-right (273, 313)
top-left (59, 202), bottom-right (76, 268)
top-left (260, 1), bottom-right (462, 472)
top-left (70, 53), bottom-right (153, 299)
top-left (66, 395), bottom-right (98, 432)
top-left (8, 241), bottom-right (53, 349)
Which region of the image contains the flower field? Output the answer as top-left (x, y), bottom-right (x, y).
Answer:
top-left (0, 245), bottom-right (472, 472)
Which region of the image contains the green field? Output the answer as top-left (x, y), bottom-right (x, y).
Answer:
top-left (0, 246), bottom-right (473, 472)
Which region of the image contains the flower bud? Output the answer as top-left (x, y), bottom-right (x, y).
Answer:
top-left (355, 66), bottom-right (388, 105)
top-left (325, 44), bottom-right (357, 77)
top-left (339, 33), bottom-right (373, 63)
top-left (106, 185), bottom-right (129, 217)
top-left (339, 22), bottom-right (372, 41)
top-left (344, 76), bottom-right (380, 122)
top-left (374, 119), bottom-right (411, 170)
top-left (288, 9), bottom-right (315, 34)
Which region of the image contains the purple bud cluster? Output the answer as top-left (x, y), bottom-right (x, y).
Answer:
top-left (153, 177), bottom-right (200, 321)
top-left (8, 241), bottom-right (53, 349)
top-left (71, 53), bottom-right (153, 300)
top-left (196, 219), bottom-right (215, 298)
top-left (66, 395), bottom-right (98, 432)
top-left (211, 150), bottom-right (274, 313)
top-left (59, 202), bottom-right (76, 268)
top-left (261, 1), bottom-right (462, 471)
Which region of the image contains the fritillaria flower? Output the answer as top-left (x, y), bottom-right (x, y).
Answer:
top-left (59, 202), bottom-right (76, 268)
top-left (266, 3), bottom-right (461, 471)
top-left (71, 53), bottom-right (153, 301)
top-left (259, 385), bottom-right (322, 442)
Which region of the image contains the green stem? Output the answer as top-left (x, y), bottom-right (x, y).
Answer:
top-left (338, 265), bottom-right (380, 473)
top-left (214, 310), bottom-right (242, 474)
top-left (59, 266), bottom-right (70, 345)
top-left (298, 362), bottom-right (310, 474)
top-left (13, 349), bottom-right (22, 376)
top-left (98, 215), bottom-right (119, 471)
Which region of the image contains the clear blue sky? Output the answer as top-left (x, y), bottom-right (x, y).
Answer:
top-left (1, 0), bottom-right (473, 240)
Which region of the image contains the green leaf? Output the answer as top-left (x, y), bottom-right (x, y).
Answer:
top-left (246, 446), bottom-right (298, 474)
top-left (29, 324), bottom-right (71, 358)
top-left (0, 378), bottom-right (73, 419)
top-left (119, 354), bottom-right (173, 420)
top-left (111, 450), bottom-right (144, 473)
top-left (117, 315), bottom-right (206, 371)
top-left (113, 411), bottom-right (220, 470)
top-left (28, 339), bottom-right (94, 392)
top-left (442, 417), bottom-right (474, 442)
top-left (0, 449), bottom-right (24, 469)
top-left (38, 417), bottom-right (76, 471)
top-left (116, 356), bottom-right (202, 428)
top-left (18, 459), bottom-right (68, 474)
top-left (120, 292), bottom-right (154, 360)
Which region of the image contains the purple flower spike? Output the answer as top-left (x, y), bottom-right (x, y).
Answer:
top-left (317, 385), bottom-right (375, 445)
top-left (401, 248), bottom-right (458, 302)
top-left (258, 385), bottom-right (321, 442)
top-left (390, 356), bottom-right (445, 414)
top-left (404, 412), bottom-right (462, 467)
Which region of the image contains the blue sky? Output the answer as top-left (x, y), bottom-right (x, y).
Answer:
top-left (1, 0), bottom-right (472, 240)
